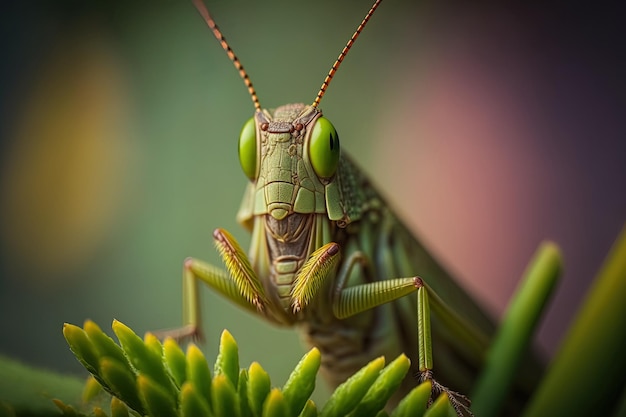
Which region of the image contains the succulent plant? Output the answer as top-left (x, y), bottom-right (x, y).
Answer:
top-left (58, 320), bottom-right (453, 417)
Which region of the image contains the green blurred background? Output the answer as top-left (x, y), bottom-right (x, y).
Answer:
top-left (0, 0), bottom-right (624, 403)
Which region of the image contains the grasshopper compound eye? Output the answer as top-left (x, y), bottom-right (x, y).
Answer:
top-left (238, 117), bottom-right (257, 180)
top-left (309, 117), bottom-right (340, 179)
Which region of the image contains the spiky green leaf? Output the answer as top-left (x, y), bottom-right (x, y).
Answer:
top-left (186, 343), bottom-right (212, 413)
top-left (349, 354), bottom-right (411, 417)
top-left (212, 374), bottom-right (239, 417)
top-left (99, 358), bottom-right (142, 414)
top-left (84, 321), bottom-right (129, 368)
top-left (144, 333), bottom-right (164, 358)
top-left (110, 397), bottom-right (129, 417)
top-left (320, 356), bottom-right (385, 417)
top-left (112, 320), bottom-right (177, 407)
top-left (248, 362), bottom-right (271, 417)
top-left (63, 323), bottom-right (100, 375)
top-left (214, 329), bottom-right (240, 388)
top-left (390, 381), bottom-right (431, 417)
top-left (180, 381), bottom-right (212, 417)
top-left (282, 348), bottom-right (321, 417)
top-left (137, 375), bottom-right (177, 417)
top-left (238, 369), bottom-right (252, 417)
top-left (262, 388), bottom-right (289, 417)
top-left (82, 375), bottom-right (103, 403)
top-left (423, 393), bottom-right (454, 417)
top-left (163, 337), bottom-right (187, 388)
top-left (298, 399), bottom-right (317, 417)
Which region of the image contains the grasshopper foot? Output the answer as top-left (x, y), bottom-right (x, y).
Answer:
top-left (151, 324), bottom-right (204, 344)
top-left (419, 370), bottom-right (473, 417)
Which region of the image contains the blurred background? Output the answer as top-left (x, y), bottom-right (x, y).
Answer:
top-left (0, 0), bottom-right (624, 403)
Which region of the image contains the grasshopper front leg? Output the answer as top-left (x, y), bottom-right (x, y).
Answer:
top-left (293, 248), bottom-right (481, 416)
top-left (161, 228), bottom-right (268, 341)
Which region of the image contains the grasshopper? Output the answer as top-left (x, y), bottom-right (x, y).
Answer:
top-left (163, 0), bottom-right (543, 415)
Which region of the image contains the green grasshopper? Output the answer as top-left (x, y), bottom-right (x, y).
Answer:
top-left (164, 0), bottom-right (542, 415)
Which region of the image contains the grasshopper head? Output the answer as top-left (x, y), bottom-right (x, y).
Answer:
top-left (237, 103), bottom-right (341, 225)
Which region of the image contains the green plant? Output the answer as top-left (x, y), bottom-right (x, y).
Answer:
top-left (59, 320), bottom-right (453, 417)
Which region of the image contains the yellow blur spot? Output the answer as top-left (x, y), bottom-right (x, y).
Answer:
top-left (0, 32), bottom-right (136, 285)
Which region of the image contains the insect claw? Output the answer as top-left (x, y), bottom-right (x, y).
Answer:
top-left (190, 328), bottom-right (205, 344)
top-left (419, 370), bottom-right (474, 417)
top-left (152, 324), bottom-right (204, 344)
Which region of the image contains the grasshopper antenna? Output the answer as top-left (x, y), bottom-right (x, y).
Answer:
top-left (192, 0), bottom-right (261, 111)
top-left (312, 0), bottom-right (383, 108)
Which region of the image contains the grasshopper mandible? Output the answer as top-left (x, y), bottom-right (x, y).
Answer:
top-left (162, 0), bottom-right (543, 415)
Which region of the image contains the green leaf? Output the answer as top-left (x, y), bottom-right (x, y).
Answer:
top-left (282, 348), bottom-right (321, 417)
top-left (63, 323), bottom-right (100, 375)
top-left (390, 381), bottom-right (431, 417)
top-left (82, 375), bottom-right (103, 403)
top-left (248, 362), bottom-right (271, 417)
top-left (99, 358), bottom-right (143, 414)
top-left (180, 381), bottom-right (212, 417)
top-left (349, 354), bottom-right (411, 417)
top-left (112, 320), bottom-right (177, 407)
top-left (522, 225), bottom-right (626, 417)
top-left (238, 369), bottom-right (252, 417)
top-left (0, 354), bottom-right (86, 416)
top-left (84, 320), bottom-right (129, 369)
top-left (137, 375), bottom-right (178, 417)
top-left (423, 393), bottom-right (454, 417)
top-left (186, 343), bottom-right (212, 413)
top-left (298, 400), bottom-right (317, 417)
top-left (472, 241), bottom-right (561, 417)
top-left (144, 333), bottom-right (164, 358)
top-left (262, 388), bottom-right (289, 417)
top-left (163, 337), bottom-right (187, 388)
top-left (110, 396), bottom-right (130, 417)
top-left (211, 374), bottom-right (239, 417)
top-left (214, 329), bottom-right (239, 388)
top-left (320, 356), bottom-right (385, 417)
top-left (94, 406), bottom-right (110, 417)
